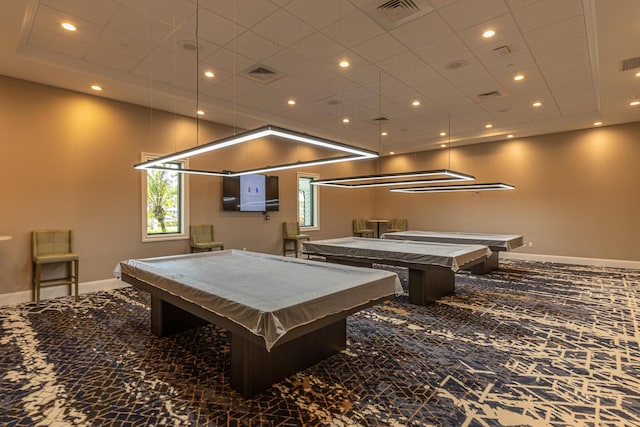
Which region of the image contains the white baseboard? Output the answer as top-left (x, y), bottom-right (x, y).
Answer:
top-left (0, 278), bottom-right (129, 308)
top-left (502, 252), bottom-right (640, 270)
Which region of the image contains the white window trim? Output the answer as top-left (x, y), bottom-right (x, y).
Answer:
top-left (298, 172), bottom-right (319, 231)
top-left (141, 152), bottom-right (190, 242)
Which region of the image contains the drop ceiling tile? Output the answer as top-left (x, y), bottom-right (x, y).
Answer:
top-left (389, 11), bottom-right (452, 49)
top-left (457, 13), bottom-right (520, 50)
top-left (130, 60), bottom-right (174, 84)
top-left (505, 0), bottom-right (541, 10)
top-left (31, 5), bottom-right (103, 45)
top-left (291, 32), bottom-right (345, 63)
top-left (201, 82), bottom-right (235, 101)
top-left (28, 27), bottom-right (90, 59)
top-left (93, 29), bottom-right (153, 61)
top-left (107, 6), bottom-right (175, 44)
top-left (40, 0), bottom-right (121, 26)
top-left (342, 63), bottom-right (383, 87)
top-left (473, 36), bottom-right (530, 70)
top-left (232, 30), bottom-right (281, 62)
top-left (203, 0), bottom-right (278, 29)
top-left (202, 47), bottom-right (254, 74)
top-left (512, 0), bottom-right (583, 33)
top-left (284, 0), bottom-right (356, 30)
top-left (128, 0), bottom-right (195, 26)
top-left (438, 0), bottom-right (509, 31)
top-left (322, 11), bottom-right (385, 48)
top-left (382, 54), bottom-right (433, 83)
top-left (352, 33), bottom-right (407, 64)
top-left (524, 15), bottom-right (585, 51)
top-left (493, 65), bottom-right (544, 88)
top-left (413, 34), bottom-right (469, 64)
top-left (531, 36), bottom-right (588, 66)
top-left (537, 54), bottom-right (590, 77)
top-left (159, 29), bottom-right (220, 59)
top-left (84, 46), bottom-right (141, 72)
top-left (180, 10), bottom-right (238, 48)
top-left (252, 10), bottom-right (314, 48)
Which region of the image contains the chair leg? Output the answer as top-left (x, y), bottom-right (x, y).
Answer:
top-left (294, 241), bottom-right (299, 258)
top-left (74, 260), bottom-right (79, 301)
top-left (35, 263), bottom-right (42, 307)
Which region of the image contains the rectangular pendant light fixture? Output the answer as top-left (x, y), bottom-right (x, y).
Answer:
top-left (134, 124), bottom-right (378, 176)
top-left (310, 169), bottom-right (475, 188)
top-left (390, 182), bottom-right (515, 193)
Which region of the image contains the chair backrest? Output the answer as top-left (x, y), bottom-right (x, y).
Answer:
top-left (283, 221), bottom-right (300, 238)
top-left (353, 219), bottom-right (367, 233)
top-left (190, 224), bottom-right (214, 244)
top-left (391, 218), bottom-right (408, 231)
top-left (33, 230), bottom-right (73, 257)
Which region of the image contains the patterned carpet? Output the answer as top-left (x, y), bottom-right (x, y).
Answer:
top-left (1, 260), bottom-right (639, 426)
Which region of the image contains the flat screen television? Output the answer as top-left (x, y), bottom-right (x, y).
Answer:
top-left (222, 174), bottom-right (279, 212)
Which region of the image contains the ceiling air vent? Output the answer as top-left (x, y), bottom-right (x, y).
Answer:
top-left (476, 90), bottom-right (502, 101)
top-left (363, 0), bottom-right (434, 30)
top-left (620, 56), bottom-right (640, 71)
top-left (242, 64), bottom-right (285, 84)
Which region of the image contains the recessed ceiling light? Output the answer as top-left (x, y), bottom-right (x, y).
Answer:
top-left (482, 29), bottom-right (495, 38)
top-left (61, 22), bottom-right (77, 32)
top-left (532, 101), bottom-right (542, 107)
top-left (412, 100), bottom-right (421, 106)
top-left (342, 118), bottom-right (350, 123)
top-left (196, 110), bottom-right (205, 116)
top-left (339, 60), bottom-right (350, 68)
top-left (287, 99), bottom-right (296, 105)
top-left (440, 144), bottom-right (447, 148)
top-left (204, 71), bottom-right (215, 78)
top-left (630, 101), bottom-right (640, 106)
top-left (90, 85), bottom-right (102, 91)
top-left (389, 151), bottom-right (395, 155)
top-left (593, 121), bottom-right (603, 126)
top-left (635, 71), bottom-right (640, 77)
top-left (439, 132), bottom-right (446, 136)
top-left (513, 74), bottom-right (525, 81)
top-left (485, 124), bottom-right (493, 129)
top-left (381, 131), bottom-right (388, 136)
top-left (507, 134), bottom-right (514, 138)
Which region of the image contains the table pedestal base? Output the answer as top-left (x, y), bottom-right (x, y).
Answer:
top-left (470, 251), bottom-right (499, 275)
top-left (150, 295), bottom-right (346, 398)
top-left (231, 319), bottom-right (346, 397)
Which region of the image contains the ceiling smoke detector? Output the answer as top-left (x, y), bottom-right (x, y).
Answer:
top-left (444, 60), bottom-right (468, 71)
top-left (363, 0), bottom-right (434, 30)
top-left (179, 40), bottom-right (199, 53)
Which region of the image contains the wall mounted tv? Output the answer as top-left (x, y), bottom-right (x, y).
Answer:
top-left (222, 174), bottom-right (279, 212)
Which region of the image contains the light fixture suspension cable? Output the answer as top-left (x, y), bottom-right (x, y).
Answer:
top-left (195, 0), bottom-right (200, 146)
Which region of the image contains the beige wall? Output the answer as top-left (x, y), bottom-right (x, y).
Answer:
top-left (376, 123), bottom-right (640, 261)
top-left (1, 75), bottom-right (639, 297)
top-left (0, 76), bottom-right (375, 295)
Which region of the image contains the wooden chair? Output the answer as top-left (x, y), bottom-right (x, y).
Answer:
top-left (190, 224), bottom-right (224, 252)
top-left (283, 222), bottom-right (309, 257)
top-left (353, 219), bottom-right (374, 238)
top-left (32, 229), bottom-right (79, 306)
top-left (386, 219), bottom-right (408, 233)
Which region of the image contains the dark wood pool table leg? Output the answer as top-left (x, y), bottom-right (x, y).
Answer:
top-left (408, 267), bottom-right (455, 305)
top-left (150, 295), bottom-right (209, 337)
top-left (231, 318), bottom-right (346, 397)
top-left (470, 251), bottom-right (499, 275)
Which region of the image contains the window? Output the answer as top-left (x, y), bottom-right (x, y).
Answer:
top-left (298, 173), bottom-right (318, 230)
top-left (141, 154), bottom-right (189, 242)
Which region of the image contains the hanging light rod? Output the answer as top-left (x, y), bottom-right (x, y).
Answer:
top-left (390, 182), bottom-right (515, 193)
top-left (134, 124), bottom-right (378, 176)
top-left (310, 169), bottom-right (475, 188)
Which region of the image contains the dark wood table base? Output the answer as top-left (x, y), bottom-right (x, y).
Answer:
top-left (121, 272), bottom-right (386, 398)
top-left (323, 256), bottom-right (459, 305)
top-left (470, 251), bottom-right (499, 275)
